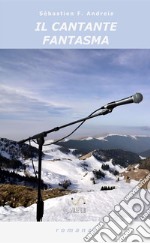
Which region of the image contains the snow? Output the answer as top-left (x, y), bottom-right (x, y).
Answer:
top-left (0, 180), bottom-right (138, 222)
top-left (97, 134), bottom-right (136, 141)
top-left (0, 142), bottom-right (140, 222)
top-left (97, 136), bottom-right (108, 141)
top-left (104, 159), bottom-right (124, 173)
top-left (104, 133), bottom-right (128, 137)
top-left (1, 137), bottom-right (150, 243)
top-left (0, 151), bottom-right (11, 159)
top-left (97, 134), bottom-right (141, 140)
top-left (81, 137), bottom-right (93, 141)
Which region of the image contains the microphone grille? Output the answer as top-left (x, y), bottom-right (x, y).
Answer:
top-left (133, 93), bottom-right (143, 103)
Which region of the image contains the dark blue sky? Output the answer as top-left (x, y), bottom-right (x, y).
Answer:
top-left (0, 49), bottom-right (149, 140)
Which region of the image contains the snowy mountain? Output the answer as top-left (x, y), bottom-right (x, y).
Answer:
top-left (0, 138), bottom-right (46, 188)
top-left (0, 137), bottom-right (39, 162)
top-left (0, 139), bottom-right (139, 222)
top-left (58, 134), bottom-right (150, 154)
top-left (0, 136), bottom-right (148, 222)
top-left (92, 149), bottom-right (141, 167)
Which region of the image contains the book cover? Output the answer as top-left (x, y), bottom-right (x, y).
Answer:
top-left (0, 0), bottom-right (150, 242)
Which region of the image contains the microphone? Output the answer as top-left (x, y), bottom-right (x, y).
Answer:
top-left (101, 93), bottom-right (143, 109)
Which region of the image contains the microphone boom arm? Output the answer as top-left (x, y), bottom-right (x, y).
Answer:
top-left (18, 108), bottom-right (112, 144)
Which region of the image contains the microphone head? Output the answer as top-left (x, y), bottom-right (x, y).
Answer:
top-left (133, 93), bottom-right (143, 103)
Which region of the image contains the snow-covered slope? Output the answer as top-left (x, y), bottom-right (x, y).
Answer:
top-left (24, 142), bottom-right (124, 191)
top-left (0, 137), bottom-right (39, 162)
top-left (0, 138), bottom-right (21, 160)
top-left (0, 139), bottom-right (140, 222)
top-left (0, 180), bottom-right (138, 222)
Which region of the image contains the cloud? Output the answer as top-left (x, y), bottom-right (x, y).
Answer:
top-left (0, 84), bottom-right (72, 121)
top-left (112, 50), bottom-right (150, 70)
top-left (0, 49), bottom-right (150, 140)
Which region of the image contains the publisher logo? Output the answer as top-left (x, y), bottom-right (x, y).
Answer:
top-left (84, 173), bottom-right (150, 242)
top-left (64, 196), bottom-right (86, 214)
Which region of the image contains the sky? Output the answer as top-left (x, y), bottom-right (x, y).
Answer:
top-left (0, 49), bottom-right (150, 141)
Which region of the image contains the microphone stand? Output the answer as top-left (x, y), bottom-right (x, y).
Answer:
top-left (18, 108), bottom-right (112, 222)
top-left (36, 136), bottom-right (44, 222)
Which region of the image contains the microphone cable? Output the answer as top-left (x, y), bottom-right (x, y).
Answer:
top-left (29, 139), bottom-right (37, 178)
top-left (42, 105), bottom-right (107, 147)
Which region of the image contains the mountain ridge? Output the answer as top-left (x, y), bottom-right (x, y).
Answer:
top-left (79, 148), bottom-right (141, 167)
top-left (57, 134), bottom-right (150, 155)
